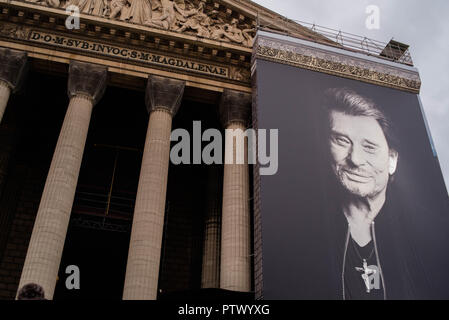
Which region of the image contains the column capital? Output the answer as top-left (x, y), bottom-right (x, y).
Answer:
top-left (145, 75), bottom-right (185, 116)
top-left (219, 89), bottom-right (251, 128)
top-left (0, 48), bottom-right (27, 92)
top-left (68, 61), bottom-right (108, 106)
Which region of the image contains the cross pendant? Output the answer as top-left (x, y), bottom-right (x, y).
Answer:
top-left (355, 259), bottom-right (373, 293)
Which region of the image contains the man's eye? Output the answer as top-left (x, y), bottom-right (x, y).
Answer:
top-left (363, 145), bottom-right (378, 153)
top-left (334, 136), bottom-right (350, 146)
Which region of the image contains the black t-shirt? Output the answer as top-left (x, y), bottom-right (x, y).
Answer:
top-left (344, 238), bottom-right (385, 300)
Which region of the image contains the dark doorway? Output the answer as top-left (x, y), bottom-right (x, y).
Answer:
top-left (158, 98), bottom-right (223, 298)
top-left (54, 82), bottom-right (147, 300)
top-left (54, 226), bottom-right (130, 300)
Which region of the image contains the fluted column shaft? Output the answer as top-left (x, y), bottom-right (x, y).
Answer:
top-left (123, 110), bottom-right (172, 300)
top-left (123, 75), bottom-right (184, 300)
top-left (219, 90), bottom-right (252, 292)
top-left (17, 61), bottom-right (107, 299)
top-left (201, 166), bottom-right (221, 289)
top-left (220, 123), bottom-right (251, 292)
top-left (18, 96), bottom-right (93, 299)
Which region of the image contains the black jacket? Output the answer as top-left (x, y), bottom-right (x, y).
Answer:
top-left (324, 190), bottom-right (449, 300)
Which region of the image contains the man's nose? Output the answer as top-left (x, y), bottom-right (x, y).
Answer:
top-left (348, 145), bottom-right (365, 166)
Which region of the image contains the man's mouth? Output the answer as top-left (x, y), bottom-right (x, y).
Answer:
top-left (342, 169), bottom-right (372, 183)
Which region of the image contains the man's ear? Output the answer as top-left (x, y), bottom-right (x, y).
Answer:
top-left (389, 149), bottom-right (399, 175)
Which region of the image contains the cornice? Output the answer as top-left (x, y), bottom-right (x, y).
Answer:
top-left (253, 32), bottom-right (421, 94)
top-left (0, 2), bottom-right (253, 85)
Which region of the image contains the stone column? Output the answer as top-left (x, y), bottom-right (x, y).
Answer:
top-left (219, 89), bottom-right (252, 292)
top-left (123, 75), bottom-right (185, 300)
top-left (0, 48), bottom-right (27, 124)
top-left (17, 61), bottom-right (107, 299)
top-left (201, 166), bottom-right (222, 289)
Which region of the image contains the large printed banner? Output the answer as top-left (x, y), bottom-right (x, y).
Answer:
top-left (255, 52), bottom-right (449, 300)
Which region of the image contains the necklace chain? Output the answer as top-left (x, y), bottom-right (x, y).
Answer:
top-left (351, 238), bottom-right (375, 262)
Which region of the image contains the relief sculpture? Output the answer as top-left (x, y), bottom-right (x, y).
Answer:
top-left (26, 0), bottom-right (255, 47)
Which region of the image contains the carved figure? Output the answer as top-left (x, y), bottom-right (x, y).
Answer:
top-left (122, 0), bottom-right (153, 25)
top-left (223, 18), bottom-right (244, 44)
top-left (230, 66), bottom-right (250, 82)
top-left (108, 0), bottom-right (127, 19)
top-left (175, 2), bottom-right (213, 37)
top-left (0, 23), bottom-right (29, 40)
top-left (242, 27), bottom-right (255, 47)
top-left (210, 23), bottom-right (230, 42)
top-left (26, 0), bottom-right (60, 7)
top-left (63, 0), bottom-right (105, 15)
top-left (85, 0), bottom-right (107, 15)
top-left (146, 0), bottom-right (177, 30)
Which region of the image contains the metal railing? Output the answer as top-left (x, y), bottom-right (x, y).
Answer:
top-left (72, 185), bottom-right (136, 219)
top-left (70, 184), bottom-right (136, 232)
top-left (258, 17), bottom-right (414, 66)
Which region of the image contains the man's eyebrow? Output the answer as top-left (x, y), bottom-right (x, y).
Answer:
top-left (330, 130), bottom-right (350, 138)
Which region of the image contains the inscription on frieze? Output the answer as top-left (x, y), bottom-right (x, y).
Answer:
top-left (28, 29), bottom-right (230, 78)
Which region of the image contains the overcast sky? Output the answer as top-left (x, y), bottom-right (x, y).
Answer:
top-left (253, 0), bottom-right (449, 191)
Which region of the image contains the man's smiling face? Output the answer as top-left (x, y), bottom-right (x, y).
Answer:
top-left (329, 111), bottom-right (398, 199)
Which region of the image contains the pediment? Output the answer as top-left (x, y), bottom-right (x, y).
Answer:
top-left (19, 0), bottom-right (329, 48)
top-left (0, 0), bottom-right (335, 90)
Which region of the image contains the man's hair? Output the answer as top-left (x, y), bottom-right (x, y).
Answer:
top-left (17, 283), bottom-right (46, 300)
top-left (323, 87), bottom-right (399, 152)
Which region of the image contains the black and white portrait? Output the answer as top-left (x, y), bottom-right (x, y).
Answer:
top-left (255, 59), bottom-right (449, 300)
top-left (322, 88), bottom-right (399, 300)
top-left (320, 87), bottom-right (448, 300)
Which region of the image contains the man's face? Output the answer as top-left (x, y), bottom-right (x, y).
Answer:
top-left (329, 111), bottom-right (398, 199)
